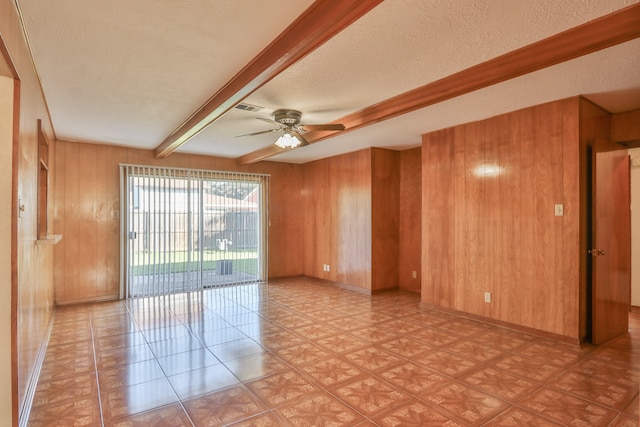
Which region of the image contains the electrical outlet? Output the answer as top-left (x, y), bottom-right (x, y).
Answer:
top-left (412, 271), bottom-right (417, 279)
top-left (326, 264), bottom-right (330, 272)
top-left (554, 204), bottom-right (564, 216)
top-left (484, 292), bottom-right (492, 303)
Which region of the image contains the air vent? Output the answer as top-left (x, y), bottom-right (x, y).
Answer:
top-left (235, 103), bottom-right (263, 112)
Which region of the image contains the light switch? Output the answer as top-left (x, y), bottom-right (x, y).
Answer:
top-left (554, 204), bottom-right (564, 216)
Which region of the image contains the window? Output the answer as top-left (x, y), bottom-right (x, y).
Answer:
top-left (120, 165), bottom-right (269, 298)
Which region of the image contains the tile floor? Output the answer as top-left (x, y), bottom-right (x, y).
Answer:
top-left (29, 277), bottom-right (639, 426)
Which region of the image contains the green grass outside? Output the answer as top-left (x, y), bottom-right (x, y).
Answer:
top-left (131, 250), bottom-right (258, 275)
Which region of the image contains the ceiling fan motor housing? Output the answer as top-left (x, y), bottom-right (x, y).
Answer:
top-left (273, 109), bottom-right (302, 126)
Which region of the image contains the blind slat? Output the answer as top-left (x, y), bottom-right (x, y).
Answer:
top-left (120, 165), bottom-right (268, 298)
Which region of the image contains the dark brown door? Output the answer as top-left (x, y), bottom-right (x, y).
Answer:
top-left (591, 139), bottom-right (631, 345)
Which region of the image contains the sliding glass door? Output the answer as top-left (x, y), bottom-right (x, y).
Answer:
top-left (120, 165), bottom-right (268, 298)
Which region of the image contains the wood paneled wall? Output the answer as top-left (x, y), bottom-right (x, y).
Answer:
top-left (301, 148), bottom-right (401, 293)
top-left (371, 148), bottom-right (400, 292)
top-left (54, 142), bottom-right (406, 302)
top-left (53, 141), bottom-right (304, 304)
top-left (422, 98), bottom-right (582, 339)
top-left (398, 148), bottom-right (421, 292)
top-left (1, 0), bottom-right (58, 423)
top-left (302, 149), bottom-right (372, 291)
top-left (611, 109), bottom-right (640, 145)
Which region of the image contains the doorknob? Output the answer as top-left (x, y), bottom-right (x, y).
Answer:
top-left (588, 249), bottom-right (606, 256)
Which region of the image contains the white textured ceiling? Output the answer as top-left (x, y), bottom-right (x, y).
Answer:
top-left (16, 0), bottom-right (640, 163)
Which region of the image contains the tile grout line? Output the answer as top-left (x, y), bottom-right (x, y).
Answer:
top-left (21, 307), bottom-right (56, 427)
top-left (167, 287), bottom-right (365, 424)
top-left (39, 282), bottom-right (638, 426)
top-left (163, 293), bottom-right (295, 425)
top-left (125, 297), bottom-right (199, 426)
top-left (263, 286), bottom-right (627, 424)
top-left (240, 295), bottom-right (437, 424)
top-left (235, 291), bottom-right (485, 423)
top-left (88, 313), bottom-right (105, 427)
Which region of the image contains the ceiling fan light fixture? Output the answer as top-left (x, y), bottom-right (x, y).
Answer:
top-left (274, 131), bottom-right (302, 149)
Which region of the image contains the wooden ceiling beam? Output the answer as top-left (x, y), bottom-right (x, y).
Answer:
top-left (293, 3), bottom-right (640, 149)
top-left (154, 0), bottom-right (383, 158)
top-left (237, 144), bottom-right (288, 165)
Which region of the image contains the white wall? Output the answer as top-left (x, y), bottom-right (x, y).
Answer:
top-left (0, 76), bottom-right (14, 425)
top-left (630, 147), bottom-right (640, 307)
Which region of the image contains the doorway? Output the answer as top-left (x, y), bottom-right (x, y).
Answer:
top-left (589, 140), bottom-right (632, 344)
top-left (120, 165), bottom-right (269, 298)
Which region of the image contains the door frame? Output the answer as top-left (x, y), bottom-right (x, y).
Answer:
top-left (1, 35), bottom-right (20, 426)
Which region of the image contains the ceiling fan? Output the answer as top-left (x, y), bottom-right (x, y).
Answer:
top-left (236, 109), bottom-right (345, 150)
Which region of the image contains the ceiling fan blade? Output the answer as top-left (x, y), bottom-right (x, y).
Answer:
top-left (237, 112), bottom-right (342, 164)
top-left (235, 128), bottom-right (280, 138)
top-left (299, 123), bottom-right (345, 132)
top-left (291, 131), bottom-right (309, 147)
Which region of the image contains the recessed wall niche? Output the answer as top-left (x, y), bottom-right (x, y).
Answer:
top-left (37, 119), bottom-right (49, 239)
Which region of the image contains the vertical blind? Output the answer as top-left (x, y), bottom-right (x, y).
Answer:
top-left (119, 165), bottom-right (269, 298)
